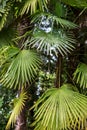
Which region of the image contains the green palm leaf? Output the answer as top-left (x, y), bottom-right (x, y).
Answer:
top-left (1, 49), bottom-right (41, 89)
top-left (32, 84), bottom-right (87, 130)
top-left (6, 90), bottom-right (28, 130)
top-left (29, 30), bottom-right (75, 56)
top-left (61, 0), bottom-right (87, 7)
top-left (73, 63), bottom-right (87, 88)
top-left (0, 1), bottom-right (12, 31)
top-left (20, 0), bottom-right (48, 15)
top-left (31, 12), bottom-right (78, 29)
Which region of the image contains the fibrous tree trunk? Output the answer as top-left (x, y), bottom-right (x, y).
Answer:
top-left (15, 108), bottom-right (27, 130)
top-left (14, 16), bottom-right (33, 130)
top-left (55, 53), bottom-right (62, 88)
top-left (14, 86), bottom-right (28, 130)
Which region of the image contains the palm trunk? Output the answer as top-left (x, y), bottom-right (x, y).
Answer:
top-left (15, 108), bottom-right (27, 130)
top-left (14, 16), bottom-right (34, 130)
top-left (15, 87), bottom-right (28, 130)
top-left (55, 53), bottom-right (62, 88)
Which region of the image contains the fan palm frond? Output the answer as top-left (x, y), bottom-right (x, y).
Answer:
top-left (51, 15), bottom-right (78, 29)
top-left (29, 30), bottom-right (75, 56)
top-left (32, 84), bottom-right (87, 130)
top-left (1, 49), bottom-right (42, 89)
top-left (20, 0), bottom-right (48, 15)
top-left (6, 90), bottom-right (28, 130)
top-left (31, 12), bottom-right (78, 29)
top-left (73, 63), bottom-right (87, 88)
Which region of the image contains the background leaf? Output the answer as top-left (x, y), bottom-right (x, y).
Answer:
top-left (61, 0), bottom-right (87, 7)
top-left (73, 63), bottom-right (87, 89)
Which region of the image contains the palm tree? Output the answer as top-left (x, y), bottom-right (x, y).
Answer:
top-left (0, 0), bottom-right (87, 130)
top-left (0, 0), bottom-right (45, 129)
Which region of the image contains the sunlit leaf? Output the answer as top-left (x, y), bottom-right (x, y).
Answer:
top-left (6, 90), bottom-right (28, 130)
top-left (20, 0), bottom-right (48, 15)
top-left (32, 84), bottom-right (87, 130)
top-left (73, 63), bottom-right (87, 88)
top-left (0, 49), bottom-right (42, 89)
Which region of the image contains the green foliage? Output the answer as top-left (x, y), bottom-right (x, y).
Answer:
top-left (1, 49), bottom-right (42, 89)
top-left (36, 71), bottom-right (55, 95)
top-left (0, 85), bottom-right (16, 130)
top-left (31, 12), bottom-right (78, 29)
top-left (32, 84), bottom-right (87, 130)
top-left (29, 29), bottom-right (75, 56)
top-left (0, 97), bottom-right (3, 107)
top-left (74, 63), bottom-right (87, 89)
top-left (54, 2), bottom-right (66, 18)
top-left (0, 27), bottom-right (17, 47)
top-left (0, 1), bottom-right (12, 31)
top-left (20, 0), bottom-right (48, 15)
top-left (6, 90), bottom-right (28, 130)
top-left (0, 0), bottom-right (87, 130)
top-left (39, 71), bottom-right (55, 88)
top-left (0, 46), bottom-right (19, 69)
top-left (61, 0), bottom-right (87, 7)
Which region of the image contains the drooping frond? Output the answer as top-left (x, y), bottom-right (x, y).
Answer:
top-left (29, 29), bottom-right (75, 56)
top-left (0, 27), bottom-right (17, 47)
top-left (0, 46), bottom-right (19, 67)
top-left (6, 90), bottom-right (28, 130)
top-left (0, 1), bottom-right (12, 31)
top-left (1, 49), bottom-right (42, 89)
top-left (20, 0), bottom-right (48, 15)
top-left (61, 0), bottom-right (87, 7)
top-left (73, 63), bottom-right (87, 88)
top-left (32, 84), bottom-right (87, 130)
top-left (31, 12), bottom-right (78, 29)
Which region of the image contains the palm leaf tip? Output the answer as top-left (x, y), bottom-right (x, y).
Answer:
top-left (20, 0), bottom-right (48, 15)
top-left (73, 63), bottom-right (87, 88)
top-left (32, 84), bottom-right (87, 130)
top-left (0, 1), bottom-right (12, 31)
top-left (6, 91), bottom-right (28, 130)
top-left (50, 15), bottom-right (78, 29)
